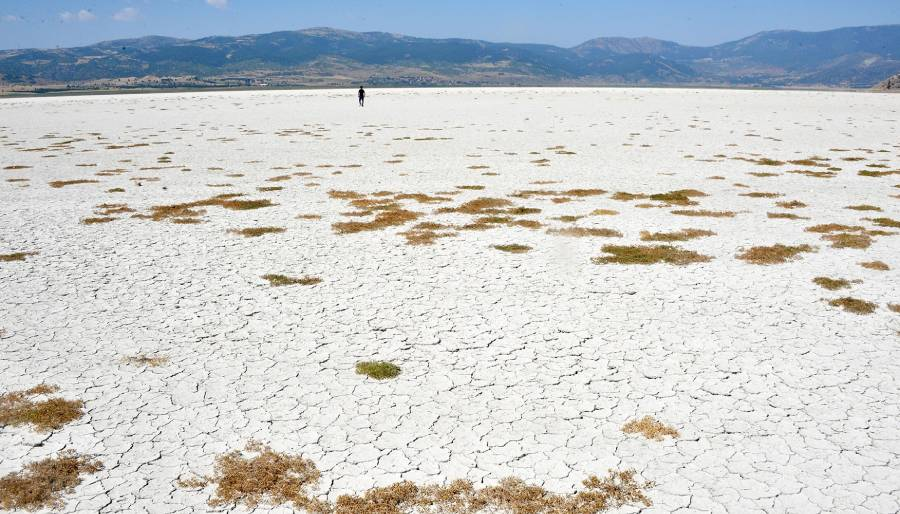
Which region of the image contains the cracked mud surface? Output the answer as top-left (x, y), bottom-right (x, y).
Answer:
top-left (1, 88), bottom-right (899, 513)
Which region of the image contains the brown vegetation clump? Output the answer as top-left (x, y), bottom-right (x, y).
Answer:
top-left (622, 416), bottom-right (680, 441)
top-left (612, 189), bottom-right (706, 206)
top-left (335, 471), bottom-right (652, 514)
top-left (805, 223), bottom-right (865, 233)
top-left (262, 275), bottom-right (322, 287)
top-left (593, 245), bottom-right (711, 265)
top-left (737, 244), bottom-right (815, 265)
top-left (846, 205), bottom-right (882, 212)
top-left (456, 185), bottom-right (485, 191)
top-left (400, 228), bottom-right (458, 246)
top-left (591, 209), bottom-right (619, 216)
top-left (865, 217), bottom-right (900, 228)
top-left (0, 252), bottom-right (37, 262)
top-left (0, 385), bottom-right (83, 432)
top-left (122, 354), bottom-right (169, 367)
top-left (828, 297), bottom-right (877, 315)
top-left (889, 304), bottom-right (900, 313)
top-left (186, 444), bottom-right (653, 514)
top-left (768, 213), bottom-right (809, 220)
top-left (740, 192), bottom-right (782, 198)
top-left (394, 193), bottom-right (453, 204)
top-left (48, 179), bottom-right (100, 189)
top-left (149, 194), bottom-right (275, 222)
top-left (813, 277), bottom-right (852, 291)
top-left (328, 190), bottom-right (364, 200)
top-left (776, 200), bottom-right (807, 209)
top-left (639, 229), bottom-right (714, 242)
top-left (493, 244), bottom-right (532, 254)
top-left (447, 197), bottom-right (513, 215)
top-left (333, 208), bottom-right (421, 234)
top-left (548, 227), bottom-right (623, 238)
top-left (787, 169), bottom-right (837, 178)
top-left (0, 451), bottom-right (103, 511)
top-left (228, 227), bottom-right (287, 238)
top-left (858, 170), bottom-right (899, 177)
top-left (860, 260), bottom-right (890, 271)
top-left (823, 233), bottom-right (872, 249)
top-left (670, 210), bottom-right (736, 218)
top-left (81, 217), bottom-right (117, 225)
top-left (198, 442), bottom-right (329, 512)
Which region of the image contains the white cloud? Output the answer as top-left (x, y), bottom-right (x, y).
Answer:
top-left (112, 7), bottom-right (139, 22)
top-left (1, 14), bottom-right (23, 22)
top-left (206, 0), bottom-right (229, 8)
top-left (60, 10), bottom-right (97, 22)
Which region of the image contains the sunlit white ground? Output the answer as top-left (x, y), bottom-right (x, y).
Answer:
top-left (1, 87), bottom-right (899, 513)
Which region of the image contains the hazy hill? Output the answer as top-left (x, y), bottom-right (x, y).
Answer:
top-left (1, 25), bottom-right (898, 88)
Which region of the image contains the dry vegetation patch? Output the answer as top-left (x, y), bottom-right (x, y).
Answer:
top-left (334, 209), bottom-right (421, 234)
top-left (622, 416), bottom-right (680, 441)
top-left (611, 189), bottom-right (706, 206)
top-left (865, 217), bottom-right (900, 228)
top-left (768, 213), bottom-right (809, 220)
top-left (806, 223), bottom-right (865, 233)
top-left (846, 205), bottom-right (882, 212)
top-left (639, 229), bottom-right (714, 242)
top-left (122, 354), bottom-right (169, 367)
top-left (813, 277), bottom-right (852, 290)
top-left (823, 233), bottom-right (872, 249)
top-left (889, 304), bottom-right (900, 313)
top-left (0, 451), bottom-right (103, 511)
top-left (860, 261), bottom-right (890, 271)
top-left (828, 297), bottom-right (877, 315)
top-left (740, 192), bottom-right (782, 198)
top-left (549, 227), bottom-right (623, 238)
top-left (737, 244), bottom-right (815, 265)
top-left (48, 179), bottom-right (99, 188)
top-left (671, 210), bottom-right (736, 218)
top-left (148, 194), bottom-right (276, 223)
top-left (81, 217), bottom-right (117, 225)
top-left (447, 197), bottom-right (513, 215)
top-left (0, 385), bottom-right (83, 432)
top-left (858, 169), bottom-right (899, 177)
top-left (493, 244), bottom-right (532, 254)
top-left (787, 170), bottom-right (836, 178)
top-left (0, 252), bottom-right (37, 262)
top-left (184, 442), bottom-right (328, 512)
top-left (776, 201), bottom-right (807, 209)
top-left (593, 245), bottom-right (711, 265)
top-left (184, 443), bottom-right (652, 514)
top-left (334, 472), bottom-right (652, 514)
top-left (262, 274), bottom-right (321, 287)
top-left (228, 227), bottom-right (286, 238)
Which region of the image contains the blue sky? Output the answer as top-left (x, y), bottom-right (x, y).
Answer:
top-left (0, 0), bottom-right (898, 50)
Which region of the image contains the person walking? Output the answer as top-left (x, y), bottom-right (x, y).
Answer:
top-left (358, 86), bottom-right (366, 107)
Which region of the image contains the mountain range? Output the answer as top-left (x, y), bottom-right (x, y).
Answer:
top-left (1, 25), bottom-right (899, 89)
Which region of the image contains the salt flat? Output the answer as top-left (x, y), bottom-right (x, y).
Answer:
top-left (0, 87), bottom-right (898, 513)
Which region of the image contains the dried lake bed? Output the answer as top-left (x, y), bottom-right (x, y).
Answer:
top-left (0, 87), bottom-right (898, 513)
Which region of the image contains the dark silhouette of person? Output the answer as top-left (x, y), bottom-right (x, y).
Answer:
top-left (358, 86), bottom-right (366, 107)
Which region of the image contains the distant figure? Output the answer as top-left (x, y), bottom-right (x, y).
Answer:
top-left (358, 86), bottom-right (366, 107)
